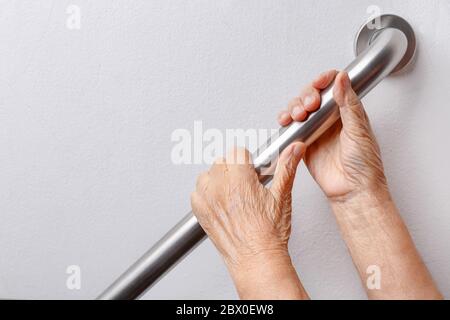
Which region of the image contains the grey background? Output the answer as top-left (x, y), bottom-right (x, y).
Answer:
top-left (0, 0), bottom-right (449, 299)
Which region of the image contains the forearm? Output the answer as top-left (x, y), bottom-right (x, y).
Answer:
top-left (331, 191), bottom-right (442, 299)
top-left (227, 252), bottom-right (309, 300)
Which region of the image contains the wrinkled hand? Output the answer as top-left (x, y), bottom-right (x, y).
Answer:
top-left (278, 70), bottom-right (389, 205)
top-left (276, 71), bottom-right (442, 300)
top-left (191, 144), bottom-right (309, 299)
top-left (191, 144), bottom-right (305, 270)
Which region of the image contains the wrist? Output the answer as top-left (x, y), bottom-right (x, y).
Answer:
top-left (330, 187), bottom-right (393, 209)
top-left (226, 250), bottom-right (308, 300)
top-left (225, 248), bottom-right (292, 276)
top-left (329, 189), bottom-right (397, 233)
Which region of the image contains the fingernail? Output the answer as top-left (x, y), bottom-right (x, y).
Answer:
top-left (292, 106), bottom-right (304, 118)
top-left (303, 95), bottom-right (314, 108)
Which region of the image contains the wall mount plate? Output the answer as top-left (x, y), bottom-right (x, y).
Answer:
top-left (354, 14), bottom-right (416, 75)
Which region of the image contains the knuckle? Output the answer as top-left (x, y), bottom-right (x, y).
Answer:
top-left (347, 95), bottom-right (362, 110)
top-left (348, 103), bottom-right (366, 120)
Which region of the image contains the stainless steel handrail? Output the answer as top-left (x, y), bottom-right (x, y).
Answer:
top-left (98, 14), bottom-right (415, 300)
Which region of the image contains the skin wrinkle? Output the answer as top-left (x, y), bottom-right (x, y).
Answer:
top-left (337, 202), bottom-right (406, 297)
top-left (191, 70), bottom-right (442, 300)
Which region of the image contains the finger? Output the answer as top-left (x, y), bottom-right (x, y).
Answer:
top-left (209, 158), bottom-right (228, 188)
top-left (225, 147), bottom-right (258, 180)
top-left (209, 157), bottom-right (227, 178)
top-left (312, 69), bottom-right (338, 90)
top-left (288, 97), bottom-right (308, 122)
top-left (300, 85), bottom-right (321, 113)
top-left (270, 142), bottom-right (306, 202)
top-left (278, 110), bottom-right (293, 127)
top-left (333, 71), bottom-right (368, 135)
top-left (225, 147), bottom-right (253, 166)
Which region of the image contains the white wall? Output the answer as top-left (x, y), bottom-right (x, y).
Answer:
top-left (0, 0), bottom-right (449, 299)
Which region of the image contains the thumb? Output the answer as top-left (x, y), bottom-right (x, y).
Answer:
top-left (270, 142), bottom-right (306, 202)
top-left (333, 71), bottom-right (368, 136)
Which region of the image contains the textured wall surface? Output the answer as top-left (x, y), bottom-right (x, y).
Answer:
top-left (0, 0), bottom-right (449, 299)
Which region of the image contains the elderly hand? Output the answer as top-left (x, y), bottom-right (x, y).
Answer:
top-left (278, 70), bottom-right (389, 207)
top-left (191, 144), bottom-right (308, 299)
top-left (278, 70), bottom-right (442, 300)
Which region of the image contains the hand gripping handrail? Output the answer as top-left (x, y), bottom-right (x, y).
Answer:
top-left (98, 14), bottom-right (416, 299)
